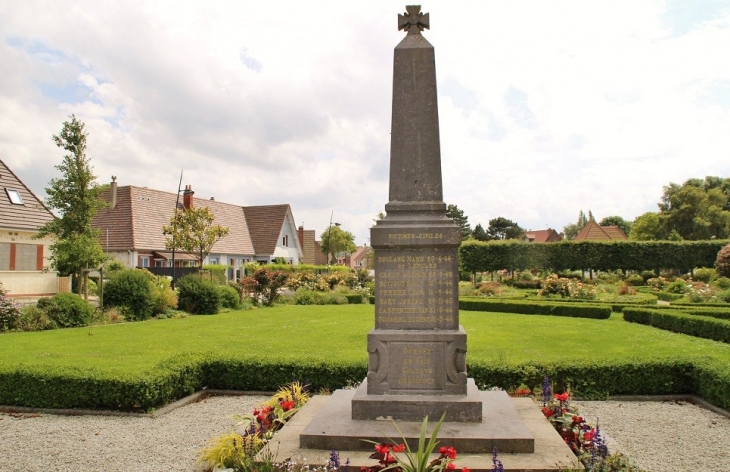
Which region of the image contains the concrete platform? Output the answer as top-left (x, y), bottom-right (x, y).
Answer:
top-left (261, 393), bottom-right (582, 472)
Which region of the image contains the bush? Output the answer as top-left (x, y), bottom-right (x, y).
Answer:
top-left (345, 294), bottom-right (363, 304)
top-left (0, 282), bottom-right (21, 332)
top-left (217, 285), bottom-right (241, 309)
top-left (715, 244), bottom-right (730, 277)
top-left (715, 277), bottom-right (730, 290)
top-left (240, 268), bottom-right (289, 306)
top-left (103, 269), bottom-right (155, 321)
top-left (693, 267), bottom-right (716, 283)
top-left (618, 283), bottom-right (636, 296)
top-left (513, 280), bottom-right (541, 289)
top-left (624, 274), bottom-right (644, 286)
top-left (177, 275), bottom-right (221, 314)
top-left (477, 281), bottom-right (502, 296)
top-left (15, 306), bottom-right (56, 331)
top-left (623, 307), bottom-right (730, 343)
top-left (665, 279), bottom-right (688, 294)
top-left (37, 293), bottom-right (94, 328)
top-left (149, 275), bottom-right (177, 315)
top-left (647, 277), bottom-right (668, 291)
top-left (640, 270), bottom-right (657, 282)
top-left (459, 298), bottom-right (611, 319)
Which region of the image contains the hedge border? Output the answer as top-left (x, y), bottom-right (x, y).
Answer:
top-left (1, 355), bottom-right (728, 413)
top-left (623, 307), bottom-right (730, 343)
top-left (459, 298), bottom-right (612, 319)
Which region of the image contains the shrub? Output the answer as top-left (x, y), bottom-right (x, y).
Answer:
top-left (37, 293), bottom-right (95, 328)
top-left (294, 288), bottom-right (325, 305)
top-left (149, 275), bottom-right (177, 315)
top-left (665, 279), bottom-right (688, 294)
top-left (647, 277), bottom-right (667, 291)
top-left (15, 306), bottom-right (56, 331)
top-left (217, 285), bottom-right (241, 309)
top-left (240, 268), bottom-right (289, 306)
top-left (103, 269), bottom-right (155, 321)
top-left (176, 274), bottom-right (221, 314)
top-left (345, 294), bottom-right (363, 304)
top-left (459, 298), bottom-right (611, 319)
top-left (715, 277), bottom-right (730, 290)
top-left (693, 267), bottom-right (716, 283)
top-left (0, 282), bottom-right (21, 332)
top-left (684, 281), bottom-right (717, 303)
top-left (640, 270), bottom-right (657, 282)
top-left (715, 244), bottom-right (730, 277)
top-left (514, 280), bottom-right (541, 289)
top-left (623, 307), bottom-right (730, 343)
top-left (477, 281), bottom-right (502, 296)
top-left (618, 283), bottom-right (636, 296)
top-left (624, 274), bottom-right (644, 286)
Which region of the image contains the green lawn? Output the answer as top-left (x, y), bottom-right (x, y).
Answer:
top-left (2, 305), bottom-right (728, 375)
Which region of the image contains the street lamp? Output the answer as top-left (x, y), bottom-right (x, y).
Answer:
top-left (327, 210), bottom-right (341, 269)
top-left (171, 170), bottom-right (183, 289)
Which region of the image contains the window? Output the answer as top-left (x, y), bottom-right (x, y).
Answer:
top-left (139, 256), bottom-right (150, 268)
top-left (282, 235), bottom-right (289, 247)
top-left (5, 188), bottom-right (23, 205)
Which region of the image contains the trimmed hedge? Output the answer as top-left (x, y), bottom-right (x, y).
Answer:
top-left (345, 294), bottom-right (364, 304)
top-left (623, 307), bottom-right (730, 343)
top-left (650, 305), bottom-right (730, 321)
top-left (2, 355), bottom-right (729, 412)
top-left (459, 298), bottom-right (611, 319)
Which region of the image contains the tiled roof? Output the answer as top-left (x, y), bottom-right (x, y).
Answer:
top-left (525, 229), bottom-right (561, 243)
top-left (93, 185), bottom-right (255, 255)
top-left (573, 221), bottom-right (628, 241)
top-left (242, 204), bottom-right (290, 255)
top-left (0, 159), bottom-right (55, 232)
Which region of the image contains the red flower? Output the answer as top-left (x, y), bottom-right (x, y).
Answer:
top-left (439, 446), bottom-right (457, 459)
top-left (554, 392), bottom-right (569, 402)
top-left (541, 407), bottom-right (553, 418)
top-left (462, 468), bottom-right (470, 472)
top-left (584, 429), bottom-right (596, 443)
top-left (280, 400), bottom-right (296, 411)
top-left (392, 444), bottom-right (406, 453)
top-left (375, 443), bottom-right (390, 455)
top-left (446, 462), bottom-right (456, 470)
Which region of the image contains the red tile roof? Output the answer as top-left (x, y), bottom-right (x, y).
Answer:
top-left (0, 159), bottom-right (55, 231)
top-left (573, 221), bottom-right (628, 241)
top-left (525, 229), bottom-right (561, 243)
top-left (242, 204), bottom-right (291, 256)
top-left (93, 185), bottom-right (254, 255)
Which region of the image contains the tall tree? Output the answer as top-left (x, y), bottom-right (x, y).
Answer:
top-left (319, 225), bottom-right (357, 264)
top-left (163, 206), bottom-right (230, 267)
top-left (629, 212), bottom-right (666, 240)
top-left (36, 115), bottom-right (107, 294)
top-left (562, 210), bottom-right (590, 240)
top-left (599, 215), bottom-right (632, 237)
top-left (658, 177), bottom-right (730, 240)
top-left (471, 223), bottom-right (489, 241)
top-left (486, 217), bottom-right (525, 240)
top-left (446, 204), bottom-right (471, 240)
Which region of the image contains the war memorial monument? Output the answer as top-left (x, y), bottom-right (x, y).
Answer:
top-left (272, 7), bottom-right (577, 470)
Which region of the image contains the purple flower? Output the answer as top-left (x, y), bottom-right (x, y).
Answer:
top-left (492, 447), bottom-right (504, 472)
top-left (542, 376), bottom-right (552, 407)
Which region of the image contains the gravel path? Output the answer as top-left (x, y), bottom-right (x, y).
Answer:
top-left (1, 396), bottom-right (728, 471)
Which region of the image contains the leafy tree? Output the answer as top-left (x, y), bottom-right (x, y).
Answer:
top-left (163, 206), bottom-right (230, 267)
top-left (486, 217), bottom-right (525, 240)
top-left (319, 225), bottom-right (357, 264)
top-left (659, 177), bottom-right (730, 240)
top-left (562, 210), bottom-right (589, 240)
top-left (471, 223), bottom-right (489, 241)
top-left (630, 212), bottom-right (667, 240)
top-left (599, 216), bottom-right (632, 237)
top-left (446, 204), bottom-right (471, 240)
top-left (715, 244), bottom-right (730, 278)
top-left (36, 115), bottom-right (107, 294)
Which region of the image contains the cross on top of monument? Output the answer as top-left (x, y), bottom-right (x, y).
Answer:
top-left (398, 5), bottom-right (429, 34)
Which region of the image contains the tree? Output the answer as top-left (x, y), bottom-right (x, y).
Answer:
top-left (446, 204), bottom-right (471, 240)
top-left (658, 177), bottom-right (730, 240)
top-left (319, 225), bottom-right (357, 264)
top-left (486, 217), bottom-right (525, 240)
top-left (163, 206), bottom-right (230, 267)
top-left (599, 216), bottom-right (632, 237)
top-left (629, 212), bottom-right (667, 241)
top-left (562, 210), bottom-right (590, 240)
top-left (36, 115), bottom-right (107, 295)
top-left (471, 223), bottom-right (489, 241)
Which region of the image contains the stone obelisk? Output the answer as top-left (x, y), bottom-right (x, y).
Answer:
top-left (350, 5), bottom-right (481, 422)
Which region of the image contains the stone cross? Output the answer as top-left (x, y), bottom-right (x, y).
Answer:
top-left (398, 5), bottom-right (429, 34)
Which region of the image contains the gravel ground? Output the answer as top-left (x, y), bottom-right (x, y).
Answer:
top-left (574, 400), bottom-right (730, 472)
top-left (1, 396), bottom-right (728, 472)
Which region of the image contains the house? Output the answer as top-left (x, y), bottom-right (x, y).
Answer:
top-left (0, 159), bottom-right (68, 298)
top-left (242, 204), bottom-right (304, 265)
top-left (348, 246), bottom-right (372, 270)
top-left (297, 226), bottom-right (317, 265)
top-left (525, 228), bottom-right (562, 243)
top-left (573, 221), bottom-right (628, 241)
top-left (313, 240), bottom-right (328, 265)
top-left (93, 178), bottom-right (257, 281)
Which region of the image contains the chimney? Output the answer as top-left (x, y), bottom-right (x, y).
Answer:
top-left (297, 225), bottom-right (305, 248)
top-left (110, 176), bottom-right (118, 209)
top-left (183, 185), bottom-right (194, 210)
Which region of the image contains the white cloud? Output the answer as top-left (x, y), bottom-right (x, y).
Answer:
top-left (1, 1), bottom-right (729, 244)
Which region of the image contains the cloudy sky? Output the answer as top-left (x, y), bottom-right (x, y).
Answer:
top-left (2, 1), bottom-right (730, 245)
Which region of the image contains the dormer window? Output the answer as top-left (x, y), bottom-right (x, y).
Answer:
top-left (5, 188), bottom-right (23, 205)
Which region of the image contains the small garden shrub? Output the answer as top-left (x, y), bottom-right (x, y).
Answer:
top-left (217, 285), bottom-right (241, 309)
top-left (148, 273), bottom-right (177, 315)
top-left (240, 268), bottom-right (289, 306)
top-left (0, 282), bottom-right (21, 332)
top-left (459, 298), bottom-right (611, 319)
top-left (103, 269), bottom-right (155, 321)
top-left (715, 244), bottom-right (730, 278)
top-left (665, 279), bottom-right (688, 294)
top-left (37, 293), bottom-right (95, 328)
top-left (513, 279), bottom-right (541, 289)
top-left (624, 274), bottom-right (644, 286)
top-left (477, 281), bottom-right (502, 296)
top-left (715, 277), bottom-right (730, 290)
top-left (693, 267), bottom-right (716, 283)
top-left (15, 306), bottom-right (56, 331)
top-left (646, 277), bottom-right (668, 291)
top-left (345, 293), bottom-right (363, 304)
top-left (618, 283), bottom-right (636, 296)
top-left (177, 274), bottom-right (221, 314)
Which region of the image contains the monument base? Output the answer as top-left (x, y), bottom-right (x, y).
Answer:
top-left (300, 385), bottom-right (534, 454)
top-left (352, 378), bottom-right (483, 422)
